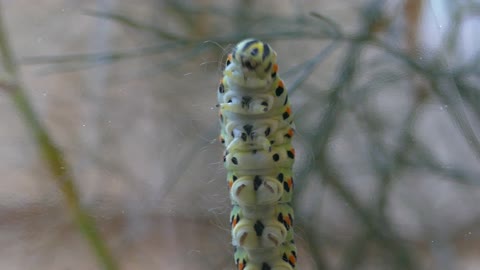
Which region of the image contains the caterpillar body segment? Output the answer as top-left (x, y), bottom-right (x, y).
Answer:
top-left (220, 115), bottom-right (295, 152)
top-left (218, 39), bottom-right (297, 269)
top-left (218, 77), bottom-right (289, 115)
top-left (234, 242), bottom-right (297, 270)
top-left (230, 203), bottom-right (294, 248)
top-left (227, 169), bottom-right (294, 207)
top-left (223, 144), bottom-right (295, 171)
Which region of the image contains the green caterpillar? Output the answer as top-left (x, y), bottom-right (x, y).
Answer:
top-left (218, 39), bottom-right (297, 270)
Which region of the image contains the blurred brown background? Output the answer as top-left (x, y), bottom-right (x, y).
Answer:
top-left (0, 0), bottom-right (479, 269)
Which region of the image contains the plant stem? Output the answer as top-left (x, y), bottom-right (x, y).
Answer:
top-left (0, 7), bottom-right (118, 270)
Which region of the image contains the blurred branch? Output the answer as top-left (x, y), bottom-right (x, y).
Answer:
top-left (84, 10), bottom-right (188, 41)
top-left (406, 137), bottom-right (480, 186)
top-left (0, 7), bottom-right (118, 270)
top-left (313, 43), bottom-right (417, 269)
top-left (285, 41), bottom-right (339, 94)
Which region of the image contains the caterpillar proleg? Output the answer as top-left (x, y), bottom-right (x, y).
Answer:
top-left (218, 39), bottom-right (297, 270)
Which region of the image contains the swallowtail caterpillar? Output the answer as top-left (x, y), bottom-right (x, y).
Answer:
top-left (218, 39), bottom-right (297, 270)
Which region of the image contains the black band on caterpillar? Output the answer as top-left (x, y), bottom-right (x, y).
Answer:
top-left (218, 39), bottom-right (297, 270)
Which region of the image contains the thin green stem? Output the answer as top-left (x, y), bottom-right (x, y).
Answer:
top-left (0, 7), bottom-right (118, 270)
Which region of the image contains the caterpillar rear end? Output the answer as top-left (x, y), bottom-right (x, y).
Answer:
top-left (217, 39), bottom-right (297, 270)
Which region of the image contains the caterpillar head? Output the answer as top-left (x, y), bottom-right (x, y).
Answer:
top-left (231, 38), bottom-right (277, 79)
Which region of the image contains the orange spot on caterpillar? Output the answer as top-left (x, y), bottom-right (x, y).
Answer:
top-left (289, 254), bottom-right (296, 266)
top-left (287, 177), bottom-right (293, 189)
top-left (286, 107), bottom-right (292, 115)
top-left (284, 214), bottom-right (292, 227)
top-left (287, 128), bottom-right (294, 137)
top-left (232, 215), bottom-right (239, 228)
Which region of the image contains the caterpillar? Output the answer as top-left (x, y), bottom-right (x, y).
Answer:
top-left (218, 39), bottom-right (297, 270)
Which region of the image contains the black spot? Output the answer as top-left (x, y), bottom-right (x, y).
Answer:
top-left (282, 111), bottom-right (290, 120)
top-left (277, 213), bottom-right (284, 224)
top-left (251, 48), bottom-right (259, 56)
top-left (241, 133), bottom-right (247, 141)
top-left (226, 59), bottom-right (231, 66)
top-left (254, 176), bottom-right (262, 191)
top-left (271, 71), bottom-right (277, 78)
top-left (228, 99), bottom-right (232, 103)
top-left (254, 220), bottom-right (265, 236)
top-left (283, 181), bottom-right (290, 192)
top-left (220, 114), bottom-right (223, 122)
top-left (277, 173), bottom-right (284, 182)
top-left (223, 155), bottom-right (226, 162)
top-left (285, 131), bottom-right (292, 139)
top-left (262, 263), bottom-right (271, 270)
top-left (270, 140), bottom-right (275, 145)
top-left (243, 124), bottom-right (253, 135)
top-left (218, 83), bottom-right (224, 93)
top-left (287, 150), bottom-right (295, 159)
top-left (244, 60), bottom-right (254, 70)
top-left (264, 127), bottom-right (271, 136)
top-left (221, 137), bottom-right (225, 144)
top-left (232, 157), bottom-right (238, 165)
top-left (231, 131), bottom-right (235, 137)
top-left (282, 253), bottom-right (288, 263)
top-left (241, 96), bottom-right (252, 107)
top-left (243, 39), bottom-right (259, 52)
top-left (262, 43), bottom-right (270, 61)
top-left (275, 86), bottom-right (284, 97)
top-left (252, 149), bottom-right (257, 154)
top-left (272, 154), bottom-right (280, 162)
top-left (261, 101), bottom-right (268, 107)
top-left (233, 175), bottom-right (238, 181)
top-left (283, 95), bottom-right (289, 106)
top-left (264, 61), bottom-right (272, 73)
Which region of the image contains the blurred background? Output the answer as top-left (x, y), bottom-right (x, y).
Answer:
top-left (0, 0), bottom-right (479, 269)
